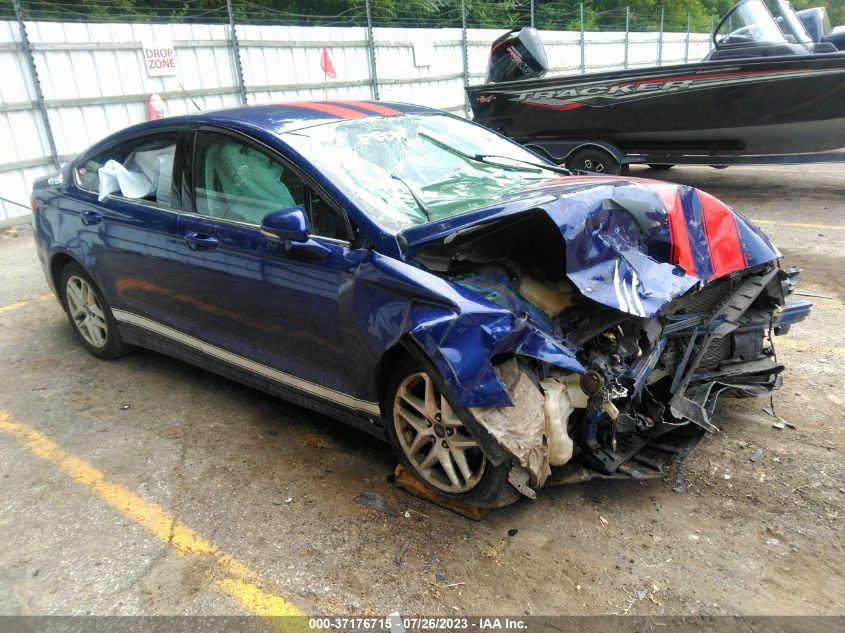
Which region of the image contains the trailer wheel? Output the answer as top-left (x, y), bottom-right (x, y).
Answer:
top-left (566, 148), bottom-right (621, 175)
top-left (647, 164), bottom-right (674, 170)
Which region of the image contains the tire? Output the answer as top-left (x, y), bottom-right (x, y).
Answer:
top-left (385, 357), bottom-right (520, 508)
top-left (647, 163), bottom-right (674, 170)
top-left (566, 148), bottom-right (622, 175)
top-left (59, 261), bottom-right (129, 360)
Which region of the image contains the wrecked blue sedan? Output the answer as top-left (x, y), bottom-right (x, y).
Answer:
top-left (31, 101), bottom-right (810, 507)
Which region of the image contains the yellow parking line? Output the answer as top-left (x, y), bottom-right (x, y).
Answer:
top-left (0, 292), bottom-right (54, 314)
top-left (751, 220), bottom-right (845, 232)
top-left (0, 412), bottom-right (306, 626)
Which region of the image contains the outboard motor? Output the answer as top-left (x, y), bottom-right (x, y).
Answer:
top-left (486, 27), bottom-right (549, 83)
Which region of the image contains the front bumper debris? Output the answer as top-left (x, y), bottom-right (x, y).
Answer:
top-left (464, 265), bottom-right (809, 499)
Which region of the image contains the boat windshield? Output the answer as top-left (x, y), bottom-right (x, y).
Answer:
top-left (715, 0), bottom-right (788, 47)
top-left (775, 0), bottom-right (813, 43)
top-left (820, 10), bottom-right (832, 35)
top-left (281, 113), bottom-right (561, 232)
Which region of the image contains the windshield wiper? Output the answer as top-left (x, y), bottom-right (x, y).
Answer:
top-left (419, 132), bottom-right (570, 175)
top-left (391, 174), bottom-right (432, 222)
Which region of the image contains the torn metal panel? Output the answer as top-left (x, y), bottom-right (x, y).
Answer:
top-left (349, 251), bottom-right (585, 409)
top-left (405, 177), bottom-right (783, 319)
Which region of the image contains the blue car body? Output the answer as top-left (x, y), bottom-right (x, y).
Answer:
top-left (31, 101), bottom-right (810, 494)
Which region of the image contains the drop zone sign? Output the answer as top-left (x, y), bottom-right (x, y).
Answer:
top-left (143, 41), bottom-right (178, 76)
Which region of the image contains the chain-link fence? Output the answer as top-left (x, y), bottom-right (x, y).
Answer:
top-left (3, 0), bottom-right (719, 30)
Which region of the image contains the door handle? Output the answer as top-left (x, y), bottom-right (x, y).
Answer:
top-left (80, 210), bottom-right (102, 226)
top-left (184, 231), bottom-right (220, 251)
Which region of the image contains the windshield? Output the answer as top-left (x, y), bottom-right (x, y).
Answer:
top-left (281, 113), bottom-right (560, 232)
top-left (821, 10), bottom-right (832, 35)
top-left (776, 0), bottom-right (813, 43)
top-left (715, 0), bottom-right (787, 47)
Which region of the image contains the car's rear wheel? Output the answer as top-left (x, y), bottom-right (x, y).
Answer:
top-left (385, 360), bottom-right (520, 507)
top-left (59, 262), bottom-right (129, 359)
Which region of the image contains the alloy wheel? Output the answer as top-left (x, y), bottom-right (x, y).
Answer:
top-left (65, 275), bottom-right (108, 348)
top-left (392, 371), bottom-right (486, 493)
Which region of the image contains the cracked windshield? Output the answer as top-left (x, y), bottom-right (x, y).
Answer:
top-left (282, 113), bottom-right (560, 232)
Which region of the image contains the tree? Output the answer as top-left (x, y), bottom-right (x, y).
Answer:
top-left (5, 0), bottom-right (845, 32)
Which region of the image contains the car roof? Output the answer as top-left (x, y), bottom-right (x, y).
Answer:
top-left (129, 100), bottom-right (438, 137)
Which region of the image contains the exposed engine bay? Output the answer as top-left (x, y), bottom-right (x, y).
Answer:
top-left (409, 204), bottom-right (810, 495)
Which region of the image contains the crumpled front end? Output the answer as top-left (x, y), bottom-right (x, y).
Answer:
top-left (405, 177), bottom-right (811, 496)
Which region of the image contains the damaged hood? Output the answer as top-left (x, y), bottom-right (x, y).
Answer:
top-left (402, 176), bottom-right (781, 318)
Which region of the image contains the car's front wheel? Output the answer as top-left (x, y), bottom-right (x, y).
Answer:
top-left (385, 360), bottom-right (520, 508)
top-left (59, 262), bottom-right (129, 359)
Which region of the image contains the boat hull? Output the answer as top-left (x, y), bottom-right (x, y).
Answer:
top-left (467, 55), bottom-right (845, 158)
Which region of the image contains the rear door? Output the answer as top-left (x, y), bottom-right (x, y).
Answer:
top-left (169, 127), bottom-right (375, 413)
top-left (69, 130), bottom-right (191, 326)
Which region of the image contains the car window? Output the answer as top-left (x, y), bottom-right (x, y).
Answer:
top-left (193, 131), bottom-right (302, 226)
top-left (192, 130), bottom-right (351, 240)
top-left (75, 133), bottom-right (179, 209)
top-left (308, 190), bottom-right (350, 241)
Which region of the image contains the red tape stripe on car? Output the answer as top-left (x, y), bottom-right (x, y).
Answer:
top-left (653, 184), bottom-right (696, 277)
top-left (283, 102), bottom-right (367, 119)
top-left (329, 101), bottom-right (403, 116)
top-left (698, 190), bottom-right (747, 277)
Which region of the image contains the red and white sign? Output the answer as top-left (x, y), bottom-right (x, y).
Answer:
top-left (142, 40), bottom-right (178, 77)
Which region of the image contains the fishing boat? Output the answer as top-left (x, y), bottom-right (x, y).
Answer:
top-left (467, 0), bottom-right (845, 173)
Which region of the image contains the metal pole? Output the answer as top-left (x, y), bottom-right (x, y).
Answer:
top-left (530, 0), bottom-right (535, 28)
top-left (623, 6), bottom-right (630, 70)
top-left (461, 0), bottom-right (469, 116)
top-left (684, 11), bottom-right (691, 63)
top-left (226, 0), bottom-right (247, 104)
top-left (13, 0), bottom-right (59, 170)
top-left (657, 7), bottom-right (664, 66)
top-left (580, 3), bottom-right (585, 75)
top-left (365, 0), bottom-right (379, 100)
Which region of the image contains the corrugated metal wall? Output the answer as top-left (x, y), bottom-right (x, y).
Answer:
top-left (0, 19), bottom-right (710, 225)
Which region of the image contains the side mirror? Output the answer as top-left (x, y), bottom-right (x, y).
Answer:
top-left (260, 207), bottom-right (309, 243)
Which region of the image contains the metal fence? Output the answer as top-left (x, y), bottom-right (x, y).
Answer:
top-left (0, 0), bottom-right (714, 225)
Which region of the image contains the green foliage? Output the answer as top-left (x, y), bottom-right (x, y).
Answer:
top-left (5, 0), bottom-right (845, 33)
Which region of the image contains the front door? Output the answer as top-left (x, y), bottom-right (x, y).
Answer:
top-left (171, 128), bottom-right (375, 414)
